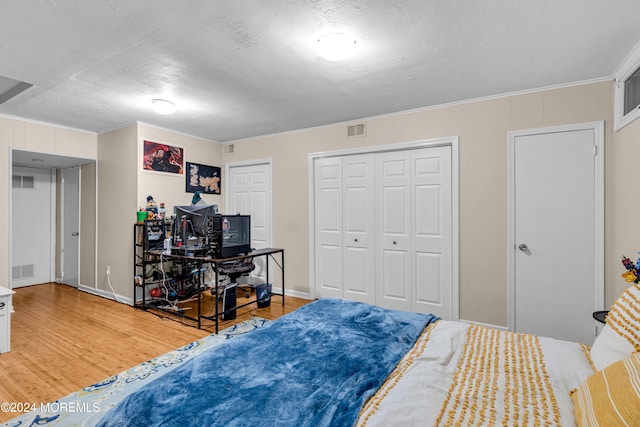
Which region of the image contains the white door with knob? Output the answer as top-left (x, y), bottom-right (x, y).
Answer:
top-left (509, 122), bottom-right (603, 344)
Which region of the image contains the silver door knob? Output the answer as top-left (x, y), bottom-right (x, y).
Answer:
top-left (518, 244), bottom-right (528, 251)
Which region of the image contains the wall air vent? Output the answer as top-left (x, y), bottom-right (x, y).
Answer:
top-left (12, 175), bottom-right (35, 189)
top-left (347, 123), bottom-right (366, 138)
top-left (12, 264), bottom-right (34, 279)
top-left (224, 144), bottom-right (235, 154)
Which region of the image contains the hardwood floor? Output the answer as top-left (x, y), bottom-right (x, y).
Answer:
top-left (0, 283), bottom-right (310, 423)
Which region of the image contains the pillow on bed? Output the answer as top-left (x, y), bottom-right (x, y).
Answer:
top-left (571, 352), bottom-right (640, 426)
top-left (590, 284), bottom-right (640, 370)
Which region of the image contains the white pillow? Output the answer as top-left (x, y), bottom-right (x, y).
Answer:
top-left (590, 284), bottom-right (640, 370)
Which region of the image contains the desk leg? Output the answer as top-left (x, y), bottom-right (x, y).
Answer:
top-left (214, 266), bottom-right (219, 334)
top-left (266, 254), bottom-right (270, 296)
top-left (282, 250), bottom-right (285, 306)
top-left (197, 261), bottom-right (202, 329)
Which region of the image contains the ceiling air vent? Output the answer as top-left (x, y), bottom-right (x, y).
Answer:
top-left (347, 123), bottom-right (366, 138)
top-left (224, 144), bottom-right (235, 154)
top-left (0, 75), bottom-right (33, 105)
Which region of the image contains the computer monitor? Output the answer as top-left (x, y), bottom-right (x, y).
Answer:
top-left (172, 207), bottom-right (251, 258)
top-left (173, 205), bottom-right (217, 244)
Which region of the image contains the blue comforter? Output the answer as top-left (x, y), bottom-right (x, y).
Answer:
top-left (98, 298), bottom-right (438, 427)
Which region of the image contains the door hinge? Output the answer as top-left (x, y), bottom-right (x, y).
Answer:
top-left (593, 145), bottom-right (598, 156)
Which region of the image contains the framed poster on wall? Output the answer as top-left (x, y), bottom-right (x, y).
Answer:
top-left (142, 140), bottom-right (184, 175)
top-left (186, 161), bottom-right (221, 194)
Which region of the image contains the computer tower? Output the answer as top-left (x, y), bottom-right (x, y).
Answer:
top-left (221, 284), bottom-right (237, 320)
top-left (208, 215), bottom-right (251, 258)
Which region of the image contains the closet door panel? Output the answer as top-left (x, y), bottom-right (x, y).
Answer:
top-left (411, 146), bottom-right (453, 316)
top-left (376, 152), bottom-right (411, 311)
top-left (380, 249), bottom-right (410, 303)
top-left (343, 154), bottom-right (375, 303)
top-left (313, 143), bottom-right (454, 318)
top-left (314, 158), bottom-right (343, 299)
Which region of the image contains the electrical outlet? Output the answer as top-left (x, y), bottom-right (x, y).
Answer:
top-left (106, 265), bottom-right (111, 275)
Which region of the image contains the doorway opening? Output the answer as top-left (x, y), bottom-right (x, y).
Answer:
top-left (10, 149), bottom-right (96, 290)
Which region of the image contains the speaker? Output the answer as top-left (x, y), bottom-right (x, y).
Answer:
top-left (221, 284), bottom-right (237, 320)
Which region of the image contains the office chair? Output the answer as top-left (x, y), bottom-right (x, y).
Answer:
top-left (212, 258), bottom-right (255, 320)
top-left (215, 259), bottom-right (256, 298)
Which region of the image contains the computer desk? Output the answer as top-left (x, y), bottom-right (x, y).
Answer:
top-left (148, 248), bottom-right (285, 333)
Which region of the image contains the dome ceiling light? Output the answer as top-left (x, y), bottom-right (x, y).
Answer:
top-left (151, 98), bottom-right (178, 115)
top-left (315, 33), bottom-right (357, 61)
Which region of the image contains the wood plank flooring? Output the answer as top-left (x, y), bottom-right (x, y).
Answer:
top-left (0, 283), bottom-right (310, 423)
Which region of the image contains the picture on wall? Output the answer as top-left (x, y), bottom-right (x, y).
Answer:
top-left (143, 140), bottom-right (184, 174)
top-left (186, 161), bottom-right (221, 194)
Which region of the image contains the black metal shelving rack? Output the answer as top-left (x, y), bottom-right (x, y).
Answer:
top-left (133, 220), bottom-right (169, 310)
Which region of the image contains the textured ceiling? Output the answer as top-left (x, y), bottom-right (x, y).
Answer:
top-left (1, 0), bottom-right (640, 142)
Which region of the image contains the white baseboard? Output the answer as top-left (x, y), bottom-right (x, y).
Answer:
top-left (277, 287), bottom-right (311, 300)
top-left (77, 284), bottom-right (133, 306)
top-left (75, 284), bottom-right (309, 308)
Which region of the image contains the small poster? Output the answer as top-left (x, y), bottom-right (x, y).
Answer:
top-left (186, 161), bottom-right (221, 194)
top-left (143, 140), bottom-right (184, 175)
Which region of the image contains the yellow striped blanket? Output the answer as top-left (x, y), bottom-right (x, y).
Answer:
top-left (358, 321), bottom-right (594, 427)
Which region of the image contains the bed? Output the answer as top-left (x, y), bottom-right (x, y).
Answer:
top-left (4, 291), bottom-right (640, 427)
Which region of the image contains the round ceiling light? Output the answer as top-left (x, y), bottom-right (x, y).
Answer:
top-left (315, 33), bottom-right (357, 61)
top-left (151, 98), bottom-right (178, 115)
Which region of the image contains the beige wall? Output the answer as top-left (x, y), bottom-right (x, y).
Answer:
top-left (223, 80), bottom-right (624, 327)
top-left (137, 124), bottom-right (223, 214)
top-left (0, 116), bottom-right (96, 287)
top-left (607, 116), bottom-right (640, 302)
top-left (96, 123), bottom-right (222, 300)
top-left (96, 124), bottom-right (138, 298)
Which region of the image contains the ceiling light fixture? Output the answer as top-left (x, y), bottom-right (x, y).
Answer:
top-left (315, 33), bottom-right (357, 61)
top-left (151, 98), bottom-right (177, 115)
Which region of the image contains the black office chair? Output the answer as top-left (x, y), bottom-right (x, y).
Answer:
top-left (212, 258), bottom-right (255, 320)
top-left (215, 259), bottom-right (256, 298)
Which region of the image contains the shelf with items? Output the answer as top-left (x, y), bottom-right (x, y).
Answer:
top-left (133, 220), bottom-right (171, 310)
top-left (133, 221), bottom-right (209, 324)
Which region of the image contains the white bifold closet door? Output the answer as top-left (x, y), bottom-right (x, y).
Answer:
top-left (314, 145), bottom-right (453, 318)
top-left (314, 154), bottom-right (376, 304)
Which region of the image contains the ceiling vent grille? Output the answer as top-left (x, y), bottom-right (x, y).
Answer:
top-left (224, 144), bottom-right (235, 154)
top-left (0, 75), bottom-right (33, 105)
top-left (347, 123), bottom-right (366, 138)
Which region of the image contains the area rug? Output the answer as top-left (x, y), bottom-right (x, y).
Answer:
top-left (1, 317), bottom-right (269, 427)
